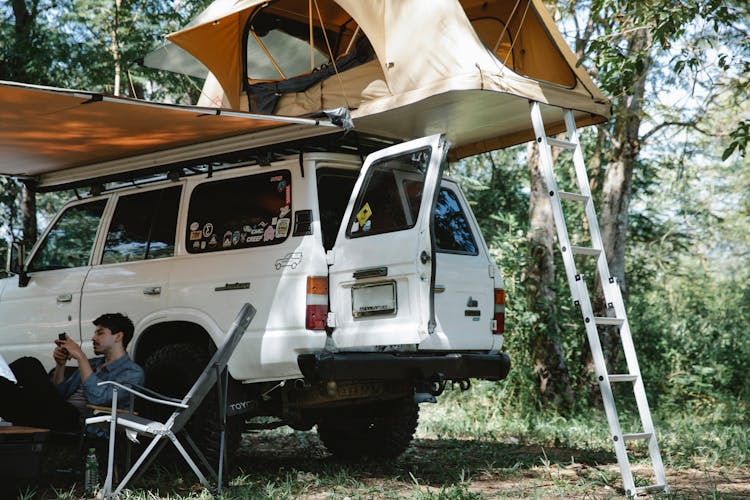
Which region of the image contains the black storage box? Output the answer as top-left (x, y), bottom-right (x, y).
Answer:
top-left (0, 426), bottom-right (50, 482)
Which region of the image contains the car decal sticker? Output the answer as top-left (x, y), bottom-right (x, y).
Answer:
top-left (276, 218), bottom-right (290, 238)
top-left (357, 202), bottom-right (372, 227)
top-left (275, 252), bottom-right (302, 270)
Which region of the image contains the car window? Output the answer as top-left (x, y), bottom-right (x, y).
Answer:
top-left (433, 188), bottom-right (478, 255)
top-left (317, 170), bottom-right (357, 251)
top-left (347, 148), bottom-right (430, 238)
top-left (102, 186), bottom-right (182, 264)
top-left (186, 170), bottom-right (292, 253)
top-left (28, 199), bottom-right (108, 272)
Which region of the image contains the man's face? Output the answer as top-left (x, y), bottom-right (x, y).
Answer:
top-left (92, 325), bottom-right (120, 355)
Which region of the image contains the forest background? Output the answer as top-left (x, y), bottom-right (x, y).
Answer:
top-left (1, 0), bottom-right (749, 494)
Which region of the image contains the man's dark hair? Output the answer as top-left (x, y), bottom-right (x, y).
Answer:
top-left (93, 313), bottom-right (135, 347)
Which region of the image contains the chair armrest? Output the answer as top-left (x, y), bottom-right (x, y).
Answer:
top-left (127, 383), bottom-right (184, 404)
top-left (95, 381), bottom-right (189, 409)
top-left (86, 404), bottom-right (138, 415)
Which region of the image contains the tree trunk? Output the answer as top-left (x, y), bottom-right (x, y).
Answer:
top-left (111, 0), bottom-right (122, 96)
top-left (525, 140), bottom-right (574, 409)
top-left (21, 182), bottom-right (37, 250)
top-left (596, 27), bottom-right (652, 371)
top-left (9, 0), bottom-right (40, 81)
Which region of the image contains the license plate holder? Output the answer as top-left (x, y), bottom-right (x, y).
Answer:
top-left (351, 281), bottom-right (397, 318)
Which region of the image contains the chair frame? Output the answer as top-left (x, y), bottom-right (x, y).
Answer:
top-left (86, 303), bottom-right (256, 498)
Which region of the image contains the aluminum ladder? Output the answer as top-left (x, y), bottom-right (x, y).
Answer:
top-left (529, 101), bottom-right (668, 497)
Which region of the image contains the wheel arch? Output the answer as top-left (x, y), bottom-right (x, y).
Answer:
top-left (132, 320), bottom-right (214, 367)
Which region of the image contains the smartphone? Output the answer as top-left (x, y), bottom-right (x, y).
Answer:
top-left (58, 332), bottom-right (69, 355)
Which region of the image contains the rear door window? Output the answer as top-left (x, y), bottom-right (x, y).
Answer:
top-left (102, 186), bottom-right (182, 264)
top-left (346, 148), bottom-right (431, 238)
top-left (186, 170), bottom-right (292, 253)
top-left (317, 169), bottom-right (357, 251)
top-left (433, 188), bottom-right (478, 255)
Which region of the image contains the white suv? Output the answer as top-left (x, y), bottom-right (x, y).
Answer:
top-left (1, 134), bottom-right (509, 459)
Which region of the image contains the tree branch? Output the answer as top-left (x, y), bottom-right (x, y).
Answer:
top-left (641, 120), bottom-right (715, 143)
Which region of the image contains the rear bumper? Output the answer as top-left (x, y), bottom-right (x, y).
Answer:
top-left (297, 351), bottom-right (511, 383)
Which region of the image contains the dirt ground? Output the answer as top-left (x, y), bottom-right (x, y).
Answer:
top-left (238, 433), bottom-right (750, 499)
top-left (17, 432), bottom-right (750, 498)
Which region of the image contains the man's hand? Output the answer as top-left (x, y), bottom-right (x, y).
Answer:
top-left (55, 335), bottom-right (85, 362)
top-left (53, 345), bottom-right (69, 366)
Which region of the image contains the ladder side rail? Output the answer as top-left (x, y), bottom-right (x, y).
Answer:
top-left (564, 110), bottom-right (649, 383)
top-left (563, 110), bottom-right (668, 492)
top-left (529, 103), bottom-right (585, 301)
top-left (601, 280), bottom-right (669, 488)
top-left (531, 103), bottom-right (636, 494)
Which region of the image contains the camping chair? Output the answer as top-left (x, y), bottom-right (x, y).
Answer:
top-left (85, 303), bottom-right (256, 498)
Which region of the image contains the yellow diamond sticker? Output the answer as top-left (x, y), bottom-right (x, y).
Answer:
top-left (356, 202), bottom-right (372, 227)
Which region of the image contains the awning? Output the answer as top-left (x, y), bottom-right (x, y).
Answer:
top-left (0, 81), bottom-right (338, 189)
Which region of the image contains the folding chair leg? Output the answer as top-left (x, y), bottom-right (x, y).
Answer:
top-left (218, 429), bottom-right (226, 495)
top-left (167, 432), bottom-right (211, 490)
top-left (182, 430), bottom-right (218, 482)
top-left (102, 388), bottom-right (120, 499)
top-left (128, 437), bottom-right (168, 487)
top-left (112, 434), bottom-right (165, 497)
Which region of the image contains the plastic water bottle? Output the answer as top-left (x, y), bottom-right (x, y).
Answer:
top-left (84, 447), bottom-right (99, 494)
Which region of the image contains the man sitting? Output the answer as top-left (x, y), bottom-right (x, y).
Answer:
top-left (0, 313), bottom-right (144, 433)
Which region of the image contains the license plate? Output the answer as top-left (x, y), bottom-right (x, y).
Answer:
top-left (351, 281), bottom-right (397, 317)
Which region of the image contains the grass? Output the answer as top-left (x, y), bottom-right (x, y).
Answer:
top-left (12, 382), bottom-right (750, 499)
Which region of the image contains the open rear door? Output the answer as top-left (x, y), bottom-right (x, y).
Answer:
top-left (328, 134), bottom-right (448, 348)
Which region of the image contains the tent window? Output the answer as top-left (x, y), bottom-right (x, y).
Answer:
top-left (471, 18), bottom-right (514, 69)
top-left (247, 28), bottom-right (329, 81)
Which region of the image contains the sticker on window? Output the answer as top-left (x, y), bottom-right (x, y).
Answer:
top-left (356, 203), bottom-right (372, 227)
top-left (186, 170), bottom-right (292, 253)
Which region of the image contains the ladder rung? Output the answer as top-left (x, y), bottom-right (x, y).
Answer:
top-left (571, 246), bottom-right (601, 257)
top-left (608, 374), bottom-right (638, 383)
top-left (559, 191), bottom-right (589, 203)
top-left (546, 137), bottom-right (577, 150)
top-left (623, 432), bottom-right (652, 442)
top-left (594, 316), bottom-right (624, 327)
top-left (636, 484), bottom-right (668, 494)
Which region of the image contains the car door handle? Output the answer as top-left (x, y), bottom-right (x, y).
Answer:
top-left (143, 286), bottom-right (161, 296)
top-left (56, 293), bottom-right (72, 303)
top-left (434, 285), bottom-right (446, 293)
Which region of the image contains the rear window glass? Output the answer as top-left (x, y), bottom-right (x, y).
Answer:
top-left (347, 147), bottom-right (430, 238)
top-left (186, 171), bottom-right (292, 253)
top-left (434, 188), bottom-right (478, 255)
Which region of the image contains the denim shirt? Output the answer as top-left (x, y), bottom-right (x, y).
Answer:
top-left (56, 354), bottom-right (144, 410)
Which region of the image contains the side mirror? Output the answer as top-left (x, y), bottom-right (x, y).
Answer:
top-left (6, 240), bottom-right (30, 287)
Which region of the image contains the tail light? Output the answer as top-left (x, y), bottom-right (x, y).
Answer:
top-left (306, 276), bottom-right (328, 330)
top-left (492, 288), bottom-right (505, 334)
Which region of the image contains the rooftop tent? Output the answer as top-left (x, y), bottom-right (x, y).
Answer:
top-left (163, 0), bottom-right (609, 158)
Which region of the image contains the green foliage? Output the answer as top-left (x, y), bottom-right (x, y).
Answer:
top-left (724, 119), bottom-right (750, 160)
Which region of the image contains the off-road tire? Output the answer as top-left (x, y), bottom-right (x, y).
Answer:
top-left (316, 397), bottom-right (418, 459)
top-left (141, 343), bottom-right (242, 465)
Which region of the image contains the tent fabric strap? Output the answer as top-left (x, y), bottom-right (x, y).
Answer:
top-left (502, 0), bottom-right (532, 69)
top-left (312, 0), bottom-right (351, 110)
top-left (493, 0), bottom-right (522, 53)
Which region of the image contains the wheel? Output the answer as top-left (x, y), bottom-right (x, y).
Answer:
top-left (316, 397), bottom-right (418, 459)
top-left (141, 343), bottom-right (242, 465)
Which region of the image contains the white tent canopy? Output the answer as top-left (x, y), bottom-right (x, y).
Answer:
top-left (157, 0), bottom-right (609, 157)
